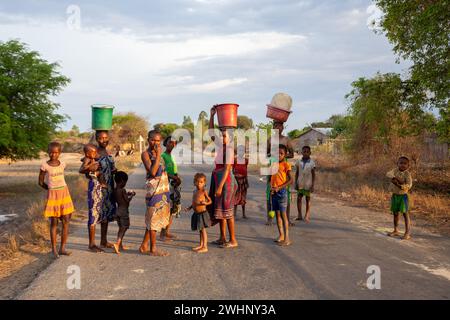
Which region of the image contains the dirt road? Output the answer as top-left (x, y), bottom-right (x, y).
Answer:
top-left (17, 163), bottom-right (450, 299)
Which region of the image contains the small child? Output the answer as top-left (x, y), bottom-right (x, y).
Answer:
top-left (160, 136), bottom-right (182, 241)
top-left (185, 173), bottom-right (212, 253)
top-left (81, 144), bottom-right (106, 188)
top-left (387, 156), bottom-right (413, 240)
top-left (39, 142), bottom-right (75, 258)
top-left (270, 144), bottom-right (293, 246)
top-left (234, 145), bottom-right (249, 219)
top-left (113, 171), bottom-right (135, 254)
top-left (295, 146), bottom-right (316, 223)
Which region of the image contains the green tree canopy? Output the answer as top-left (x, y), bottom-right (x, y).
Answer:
top-left (375, 0), bottom-right (449, 141)
top-left (153, 122), bottom-right (180, 139)
top-left (0, 40), bottom-right (70, 160)
top-left (237, 115), bottom-right (254, 130)
top-left (112, 112), bottom-right (149, 144)
top-left (345, 72), bottom-right (434, 152)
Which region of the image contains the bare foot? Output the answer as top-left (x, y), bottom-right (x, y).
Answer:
top-left (100, 242), bottom-right (114, 249)
top-left (192, 246), bottom-right (202, 251)
top-left (165, 233), bottom-right (177, 239)
top-left (112, 243), bottom-right (120, 254)
top-left (197, 247), bottom-right (208, 253)
top-left (278, 240), bottom-right (292, 246)
top-left (161, 237), bottom-right (173, 243)
top-left (304, 218), bottom-right (310, 224)
top-left (274, 237), bottom-right (285, 243)
top-left (58, 250), bottom-right (72, 256)
top-left (89, 245), bottom-right (104, 253)
top-left (221, 241), bottom-right (238, 248)
top-left (139, 246), bottom-right (149, 254)
top-left (295, 217), bottom-right (303, 221)
top-left (149, 250), bottom-right (170, 257)
top-left (120, 245), bottom-right (129, 251)
top-left (387, 231), bottom-right (401, 237)
top-left (401, 234), bottom-right (411, 241)
top-left (211, 239), bottom-right (226, 245)
top-left (52, 249), bottom-right (59, 258)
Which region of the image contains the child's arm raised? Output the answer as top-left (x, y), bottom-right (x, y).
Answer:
top-left (38, 170), bottom-right (48, 190)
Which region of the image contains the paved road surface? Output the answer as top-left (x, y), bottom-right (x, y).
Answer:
top-left (18, 163), bottom-right (450, 299)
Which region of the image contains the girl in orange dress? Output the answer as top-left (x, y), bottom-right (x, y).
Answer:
top-left (39, 142), bottom-right (75, 258)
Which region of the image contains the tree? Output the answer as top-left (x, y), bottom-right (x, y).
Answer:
top-left (111, 112), bottom-right (149, 144)
top-left (329, 115), bottom-right (354, 138)
top-left (70, 125), bottom-right (80, 136)
top-left (154, 123), bottom-right (180, 138)
top-left (345, 72), bottom-right (432, 153)
top-left (182, 115), bottom-right (194, 135)
top-left (237, 115), bottom-right (254, 130)
top-left (0, 40), bottom-right (70, 160)
top-left (311, 121), bottom-right (331, 128)
top-left (288, 129), bottom-right (305, 139)
top-left (375, 0), bottom-right (450, 141)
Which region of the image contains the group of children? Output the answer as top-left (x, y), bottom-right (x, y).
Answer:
top-left (39, 136), bottom-right (414, 257)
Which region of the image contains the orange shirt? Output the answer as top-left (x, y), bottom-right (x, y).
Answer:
top-left (270, 161), bottom-right (291, 188)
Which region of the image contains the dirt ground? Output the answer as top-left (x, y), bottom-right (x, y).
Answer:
top-left (0, 153), bottom-right (84, 299)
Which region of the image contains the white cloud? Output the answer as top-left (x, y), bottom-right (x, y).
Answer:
top-left (185, 78), bottom-right (248, 92)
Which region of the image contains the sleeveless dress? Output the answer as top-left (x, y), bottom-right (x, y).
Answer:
top-left (144, 150), bottom-right (171, 231)
top-left (207, 145), bottom-right (236, 225)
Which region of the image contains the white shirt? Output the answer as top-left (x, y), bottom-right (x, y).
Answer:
top-left (296, 158), bottom-right (315, 190)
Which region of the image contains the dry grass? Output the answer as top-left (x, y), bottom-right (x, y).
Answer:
top-left (314, 150), bottom-right (450, 233)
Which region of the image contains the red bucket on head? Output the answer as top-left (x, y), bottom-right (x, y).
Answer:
top-left (215, 103), bottom-right (239, 129)
top-left (266, 105), bottom-right (292, 123)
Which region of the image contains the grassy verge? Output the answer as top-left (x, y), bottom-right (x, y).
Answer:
top-left (314, 152), bottom-right (450, 234)
top-left (0, 154), bottom-right (140, 298)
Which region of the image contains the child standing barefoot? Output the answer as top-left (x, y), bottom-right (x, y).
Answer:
top-left (270, 144), bottom-right (293, 246)
top-left (186, 173), bottom-right (212, 253)
top-left (39, 142), bottom-right (75, 258)
top-left (295, 146), bottom-right (316, 223)
top-left (234, 145), bottom-right (249, 219)
top-left (160, 135), bottom-right (182, 241)
top-left (387, 156), bottom-right (413, 240)
top-left (113, 171), bottom-right (135, 254)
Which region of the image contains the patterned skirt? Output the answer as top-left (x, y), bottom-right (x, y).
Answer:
top-left (87, 179), bottom-right (103, 226)
top-left (207, 168), bottom-right (236, 225)
top-left (145, 174), bottom-right (171, 232)
top-left (234, 175), bottom-right (249, 206)
top-left (44, 186), bottom-right (75, 218)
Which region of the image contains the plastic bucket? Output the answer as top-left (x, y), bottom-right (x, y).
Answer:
top-left (266, 105), bottom-right (291, 123)
top-left (215, 103), bottom-right (239, 129)
top-left (91, 104), bottom-right (114, 130)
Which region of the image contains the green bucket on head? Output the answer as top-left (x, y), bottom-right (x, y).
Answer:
top-left (91, 104), bottom-right (114, 130)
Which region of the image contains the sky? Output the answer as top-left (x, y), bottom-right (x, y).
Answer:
top-left (0, 0), bottom-right (410, 132)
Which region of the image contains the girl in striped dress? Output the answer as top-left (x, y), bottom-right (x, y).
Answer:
top-left (39, 142), bottom-right (75, 258)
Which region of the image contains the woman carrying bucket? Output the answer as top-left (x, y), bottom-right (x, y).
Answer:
top-left (207, 104), bottom-right (238, 248)
top-left (80, 105), bottom-right (117, 252)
